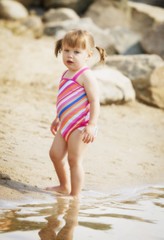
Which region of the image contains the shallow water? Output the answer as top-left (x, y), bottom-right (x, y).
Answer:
top-left (0, 185), bottom-right (164, 240)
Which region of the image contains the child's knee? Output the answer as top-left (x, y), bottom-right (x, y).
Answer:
top-left (68, 155), bottom-right (80, 168)
top-left (49, 148), bottom-right (55, 161)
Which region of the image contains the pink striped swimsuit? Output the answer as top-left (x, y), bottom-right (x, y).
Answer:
top-left (56, 67), bottom-right (90, 141)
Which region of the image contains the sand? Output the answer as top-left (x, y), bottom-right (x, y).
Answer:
top-left (0, 78), bottom-right (164, 201)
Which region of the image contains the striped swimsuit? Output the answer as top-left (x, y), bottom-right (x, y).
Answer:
top-left (56, 67), bottom-right (90, 141)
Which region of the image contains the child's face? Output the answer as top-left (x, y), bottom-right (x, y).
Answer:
top-left (62, 44), bottom-right (90, 71)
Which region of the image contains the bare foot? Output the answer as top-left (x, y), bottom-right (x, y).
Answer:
top-left (56, 193), bottom-right (80, 201)
top-left (44, 185), bottom-right (70, 195)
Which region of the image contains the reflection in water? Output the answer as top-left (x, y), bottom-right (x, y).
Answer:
top-left (0, 185), bottom-right (164, 240)
top-left (38, 198), bottom-right (79, 240)
top-left (0, 207), bottom-right (45, 232)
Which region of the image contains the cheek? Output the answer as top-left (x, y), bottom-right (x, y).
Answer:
top-left (62, 54), bottom-right (67, 61)
top-left (79, 53), bottom-right (87, 60)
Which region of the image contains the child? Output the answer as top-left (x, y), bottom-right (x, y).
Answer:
top-left (47, 29), bottom-right (106, 197)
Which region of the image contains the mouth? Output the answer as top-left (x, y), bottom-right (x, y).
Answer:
top-left (67, 60), bottom-right (73, 64)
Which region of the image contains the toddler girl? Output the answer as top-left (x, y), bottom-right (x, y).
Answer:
top-left (47, 29), bottom-right (106, 197)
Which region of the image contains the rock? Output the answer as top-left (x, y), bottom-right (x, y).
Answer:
top-left (129, 0), bottom-right (164, 8)
top-left (108, 26), bottom-right (142, 55)
top-left (141, 23), bottom-right (164, 59)
top-left (42, 0), bottom-right (93, 14)
top-left (0, 173), bottom-right (11, 180)
top-left (84, 0), bottom-right (129, 28)
top-left (128, 2), bottom-right (164, 34)
top-left (150, 66), bottom-right (164, 88)
top-left (106, 54), bottom-right (164, 89)
top-left (149, 66), bottom-right (164, 108)
top-left (0, 0), bottom-right (28, 20)
top-left (141, 66), bottom-right (164, 109)
top-left (137, 87), bottom-right (164, 109)
top-left (0, 15), bottom-right (43, 38)
top-left (20, 15), bottom-right (44, 38)
top-left (93, 66), bottom-right (136, 105)
top-left (150, 87), bottom-right (164, 109)
top-left (44, 17), bottom-right (112, 51)
top-left (42, 8), bottom-right (80, 23)
top-left (106, 55), bottom-right (164, 108)
top-left (0, 20), bottom-right (28, 36)
top-left (14, 0), bottom-right (33, 7)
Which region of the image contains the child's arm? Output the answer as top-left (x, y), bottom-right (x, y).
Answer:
top-left (51, 116), bottom-right (60, 136)
top-left (82, 70), bottom-right (100, 143)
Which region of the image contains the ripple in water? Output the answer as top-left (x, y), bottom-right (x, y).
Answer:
top-left (0, 185), bottom-right (164, 240)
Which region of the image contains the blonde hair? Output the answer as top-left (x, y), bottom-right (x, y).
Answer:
top-left (55, 29), bottom-right (106, 63)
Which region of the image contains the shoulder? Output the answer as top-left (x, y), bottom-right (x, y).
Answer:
top-left (83, 68), bottom-right (94, 78)
top-left (79, 68), bottom-right (97, 85)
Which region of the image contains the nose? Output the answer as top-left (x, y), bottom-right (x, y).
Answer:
top-left (67, 51), bottom-right (73, 58)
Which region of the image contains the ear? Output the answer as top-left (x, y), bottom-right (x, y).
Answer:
top-left (88, 50), bottom-right (93, 58)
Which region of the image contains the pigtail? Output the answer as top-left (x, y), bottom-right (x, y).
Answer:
top-left (55, 39), bottom-right (63, 57)
top-left (95, 46), bottom-right (106, 63)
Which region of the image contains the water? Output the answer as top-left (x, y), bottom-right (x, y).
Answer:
top-left (0, 185), bottom-right (164, 240)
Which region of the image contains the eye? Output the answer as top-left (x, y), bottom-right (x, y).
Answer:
top-left (74, 50), bottom-right (80, 54)
top-left (64, 49), bottom-right (69, 52)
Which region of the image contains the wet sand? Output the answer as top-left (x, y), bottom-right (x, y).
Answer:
top-left (0, 79), bottom-right (164, 201)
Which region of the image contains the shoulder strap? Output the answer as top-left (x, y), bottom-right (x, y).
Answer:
top-left (61, 70), bottom-right (68, 79)
top-left (72, 67), bottom-right (89, 81)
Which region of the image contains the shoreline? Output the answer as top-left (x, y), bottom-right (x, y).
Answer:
top-left (0, 182), bottom-right (164, 204)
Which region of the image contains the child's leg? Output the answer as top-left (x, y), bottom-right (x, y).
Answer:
top-left (48, 131), bottom-right (70, 194)
top-left (67, 129), bottom-right (88, 196)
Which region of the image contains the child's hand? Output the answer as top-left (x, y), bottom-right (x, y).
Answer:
top-left (50, 118), bottom-right (60, 136)
top-left (82, 124), bottom-right (97, 143)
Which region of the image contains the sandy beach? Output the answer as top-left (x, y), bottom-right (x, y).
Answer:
top-left (0, 78), bottom-right (164, 201)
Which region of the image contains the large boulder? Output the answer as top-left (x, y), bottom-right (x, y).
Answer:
top-left (141, 23), bottom-right (164, 59)
top-left (128, 2), bottom-right (164, 34)
top-left (138, 66), bottom-right (164, 109)
top-left (93, 66), bottom-right (135, 105)
top-left (84, 0), bottom-right (129, 28)
top-left (0, 15), bottom-right (43, 38)
top-left (42, 0), bottom-right (93, 14)
top-left (0, 0), bottom-right (28, 20)
top-left (106, 55), bottom-right (164, 108)
top-left (106, 54), bottom-right (164, 89)
top-left (42, 8), bottom-right (80, 23)
top-left (14, 0), bottom-right (33, 7)
top-left (107, 26), bottom-right (142, 55)
top-left (22, 15), bottom-right (43, 38)
top-left (129, 0), bottom-right (164, 8)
